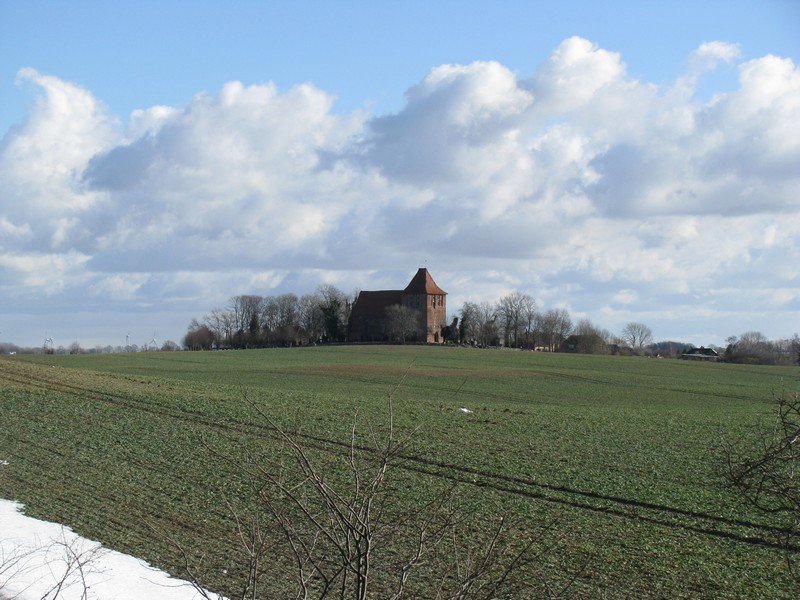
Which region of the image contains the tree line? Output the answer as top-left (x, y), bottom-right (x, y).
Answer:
top-left (4, 285), bottom-right (795, 366)
top-left (453, 292), bottom-right (654, 355)
top-left (723, 331), bottom-right (800, 366)
top-left (183, 287), bottom-right (657, 357)
top-left (453, 292), bottom-right (799, 364)
top-left (181, 286), bottom-right (799, 366)
top-left (183, 284), bottom-right (356, 350)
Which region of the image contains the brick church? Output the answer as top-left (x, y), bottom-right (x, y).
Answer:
top-left (347, 268), bottom-right (447, 343)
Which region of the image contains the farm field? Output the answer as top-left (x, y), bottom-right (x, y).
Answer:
top-left (1, 345), bottom-right (798, 597)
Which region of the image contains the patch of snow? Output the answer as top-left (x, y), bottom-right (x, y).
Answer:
top-left (0, 460), bottom-right (8, 466)
top-left (0, 499), bottom-right (225, 600)
top-left (458, 407), bottom-right (473, 414)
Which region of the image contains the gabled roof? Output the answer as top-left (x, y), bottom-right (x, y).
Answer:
top-left (403, 268), bottom-right (447, 295)
top-left (684, 346), bottom-right (719, 356)
top-left (351, 290), bottom-right (403, 319)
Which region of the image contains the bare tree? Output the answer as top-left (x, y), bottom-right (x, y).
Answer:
top-left (570, 319), bottom-right (611, 354)
top-left (317, 284), bottom-right (354, 342)
top-left (724, 331), bottom-right (788, 365)
top-left (273, 294), bottom-right (300, 345)
top-left (725, 390), bottom-right (800, 580)
top-left (461, 302), bottom-right (498, 347)
top-left (1, 528), bottom-right (105, 600)
top-left (178, 394), bottom-right (563, 600)
top-left (620, 322), bottom-right (653, 354)
top-left (230, 295), bottom-right (264, 335)
top-left (386, 304), bottom-right (418, 343)
top-left (536, 309), bottom-right (573, 352)
top-left (261, 296), bottom-right (281, 335)
top-left (298, 293), bottom-right (325, 343)
top-left (791, 334), bottom-right (800, 366)
top-left (274, 294), bottom-right (299, 329)
top-left (160, 340), bottom-right (180, 352)
top-left (519, 296), bottom-right (537, 349)
top-left (184, 320), bottom-right (215, 350)
top-left (205, 309), bottom-right (236, 347)
top-left (496, 292), bottom-right (536, 348)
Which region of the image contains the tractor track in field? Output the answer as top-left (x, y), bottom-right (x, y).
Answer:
top-left (1, 364), bottom-right (795, 553)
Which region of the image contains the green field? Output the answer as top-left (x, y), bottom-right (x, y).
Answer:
top-left (1, 346), bottom-right (798, 597)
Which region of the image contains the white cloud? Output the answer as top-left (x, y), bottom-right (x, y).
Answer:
top-left (689, 41), bottom-right (741, 74)
top-left (0, 69), bottom-right (118, 252)
top-left (0, 251), bottom-right (90, 291)
top-left (528, 37), bottom-right (627, 114)
top-left (1, 38), bottom-right (798, 345)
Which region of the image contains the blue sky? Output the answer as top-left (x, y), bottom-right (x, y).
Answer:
top-left (3, 1), bottom-right (798, 129)
top-left (1, 1), bottom-right (798, 348)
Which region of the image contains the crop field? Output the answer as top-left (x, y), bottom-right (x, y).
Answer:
top-left (1, 346), bottom-right (798, 597)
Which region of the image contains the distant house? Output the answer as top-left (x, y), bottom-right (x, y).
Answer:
top-left (681, 347), bottom-right (720, 361)
top-left (347, 268), bottom-right (447, 344)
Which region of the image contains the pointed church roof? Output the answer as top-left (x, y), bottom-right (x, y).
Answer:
top-left (403, 268), bottom-right (447, 295)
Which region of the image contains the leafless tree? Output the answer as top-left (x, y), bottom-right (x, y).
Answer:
top-left (184, 320), bottom-right (215, 350)
top-left (261, 294), bottom-right (300, 344)
top-left (724, 331), bottom-right (791, 365)
top-left (0, 528), bottom-right (105, 600)
top-left (160, 340), bottom-right (180, 352)
top-left (298, 293), bottom-right (325, 342)
top-left (261, 296), bottom-right (281, 333)
top-left (205, 309), bottom-right (236, 347)
top-left (165, 359), bottom-right (584, 599)
top-left (274, 294), bottom-right (299, 330)
top-left (317, 284), bottom-right (355, 342)
top-left (386, 304), bottom-right (418, 343)
top-left (620, 322), bottom-right (653, 354)
top-left (519, 296), bottom-right (537, 349)
top-left (791, 334), bottom-right (800, 366)
top-left (570, 319), bottom-right (611, 354)
top-left (230, 295), bottom-right (264, 334)
top-left (536, 309), bottom-right (573, 352)
top-left (178, 398), bottom-right (564, 600)
top-left (495, 292), bottom-right (536, 348)
top-left (458, 302), bottom-right (499, 347)
top-left (725, 390), bottom-right (800, 580)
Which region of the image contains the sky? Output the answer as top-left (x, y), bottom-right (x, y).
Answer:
top-left (0, 0), bottom-right (798, 349)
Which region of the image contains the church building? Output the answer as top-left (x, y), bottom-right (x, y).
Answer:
top-left (347, 268), bottom-right (447, 343)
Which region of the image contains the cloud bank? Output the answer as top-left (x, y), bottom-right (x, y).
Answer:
top-left (1, 37), bottom-right (798, 346)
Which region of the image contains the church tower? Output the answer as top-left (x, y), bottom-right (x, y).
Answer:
top-left (401, 268), bottom-right (447, 343)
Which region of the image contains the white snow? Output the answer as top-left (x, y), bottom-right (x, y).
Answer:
top-left (458, 407), bottom-right (473, 414)
top-left (0, 499), bottom-right (225, 600)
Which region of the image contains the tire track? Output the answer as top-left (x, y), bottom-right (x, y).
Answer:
top-left (1, 364), bottom-right (793, 552)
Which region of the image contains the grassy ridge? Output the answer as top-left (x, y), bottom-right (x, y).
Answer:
top-left (1, 346), bottom-right (798, 597)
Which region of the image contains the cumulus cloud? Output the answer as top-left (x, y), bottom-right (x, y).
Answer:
top-left (81, 80), bottom-right (367, 270)
top-left (1, 38), bottom-right (798, 345)
top-left (689, 41), bottom-right (741, 74)
top-left (528, 36), bottom-right (628, 114)
top-left (0, 69), bottom-right (118, 253)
